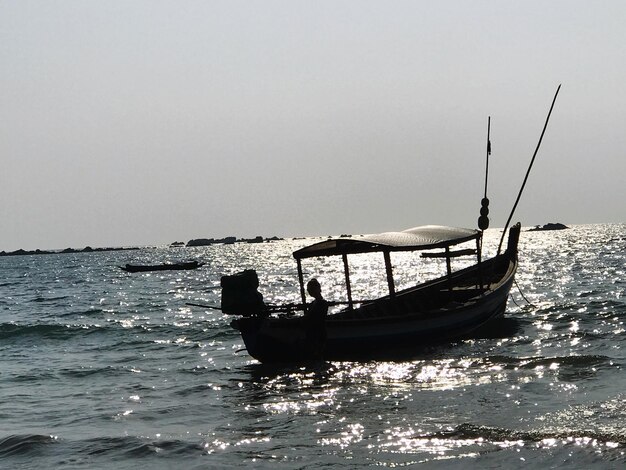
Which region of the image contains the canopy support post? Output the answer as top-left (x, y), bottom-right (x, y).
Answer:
top-left (297, 259), bottom-right (307, 311)
top-left (383, 250), bottom-right (395, 298)
top-left (445, 247), bottom-right (452, 277)
top-left (342, 253), bottom-right (354, 310)
top-left (445, 247), bottom-right (453, 291)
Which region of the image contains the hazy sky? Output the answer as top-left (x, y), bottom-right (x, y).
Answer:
top-left (2, 1), bottom-right (625, 251)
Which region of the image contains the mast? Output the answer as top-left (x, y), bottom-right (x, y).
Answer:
top-left (478, 116), bottom-right (491, 233)
top-left (475, 116), bottom-right (491, 290)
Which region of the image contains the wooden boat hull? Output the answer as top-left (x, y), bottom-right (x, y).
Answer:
top-left (232, 250), bottom-right (517, 363)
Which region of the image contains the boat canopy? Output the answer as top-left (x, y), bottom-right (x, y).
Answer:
top-left (293, 225), bottom-right (481, 260)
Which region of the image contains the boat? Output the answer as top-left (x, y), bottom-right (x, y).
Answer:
top-left (224, 223), bottom-right (521, 363)
top-left (208, 86), bottom-right (561, 363)
top-left (120, 260), bottom-right (204, 273)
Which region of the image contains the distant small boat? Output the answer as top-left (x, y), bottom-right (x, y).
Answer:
top-left (120, 260), bottom-right (204, 273)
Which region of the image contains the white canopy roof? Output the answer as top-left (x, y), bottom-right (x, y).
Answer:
top-left (293, 225), bottom-right (480, 259)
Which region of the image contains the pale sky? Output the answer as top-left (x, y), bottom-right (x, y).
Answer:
top-left (2, 1), bottom-right (625, 251)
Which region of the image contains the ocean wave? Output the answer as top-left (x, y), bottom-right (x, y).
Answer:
top-left (446, 422), bottom-right (626, 446)
top-left (0, 323), bottom-right (105, 340)
top-left (57, 308), bottom-right (104, 318)
top-left (78, 436), bottom-right (204, 458)
top-left (531, 300), bottom-right (626, 320)
top-left (0, 281), bottom-right (23, 288)
top-left (0, 322), bottom-right (168, 342)
top-left (0, 321), bottom-right (227, 343)
top-left (585, 299), bottom-right (626, 314)
top-left (470, 354), bottom-right (620, 383)
top-left (0, 434), bottom-right (57, 457)
top-left (0, 434), bottom-right (203, 461)
top-left (58, 365), bottom-right (127, 379)
top-left (32, 295), bottom-right (71, 303)
top-left (9, 370), bottom-right (57, 383)
top-left (515, 354), bottom-right (614, 369)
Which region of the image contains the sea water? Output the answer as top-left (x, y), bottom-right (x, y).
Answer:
top-left (0, 224), bottom-right (624, 469)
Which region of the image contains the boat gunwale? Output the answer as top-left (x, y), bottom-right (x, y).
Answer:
top-left (259, 250), bottom-right (517, 326)
top-left (328, 256), bottom-right (517, 325)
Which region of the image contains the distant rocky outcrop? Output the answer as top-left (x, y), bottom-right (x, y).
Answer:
top-left (1, 235), bottom-right (287, 257)
top-left (186, 235), bottom-right (283, 247)
top-left (241, 236), bottom-right (264, 244)
top-left (187, 237), bottom-right (236, 247)
top-left (0, 246), bottom-right (140, 257)
top-left (528, 222), bottom-right (569, 232)
top-left (0, 248), bottom-right (54, 256)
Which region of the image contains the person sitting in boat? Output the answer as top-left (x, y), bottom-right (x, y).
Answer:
top-left (304, 278), bottom-right (329, 358)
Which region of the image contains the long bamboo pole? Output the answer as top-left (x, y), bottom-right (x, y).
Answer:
top-left (497, 84), bottom-right (562, 254)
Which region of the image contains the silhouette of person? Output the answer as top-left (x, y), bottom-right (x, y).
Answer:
top-left (304, 278), bottom-right (328, 358)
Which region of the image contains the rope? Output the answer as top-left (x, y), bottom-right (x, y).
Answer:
top-left (514, 278), bottom-right (535, 307)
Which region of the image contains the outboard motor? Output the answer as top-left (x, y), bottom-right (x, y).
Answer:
top-left (220, 269), bottom-right (265, 315)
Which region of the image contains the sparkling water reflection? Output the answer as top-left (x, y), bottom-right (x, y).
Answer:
top-left (0, 224), bottom-right (624, 468)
